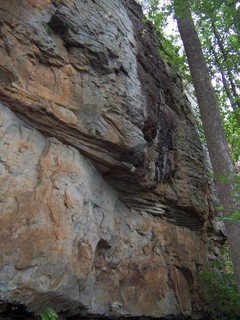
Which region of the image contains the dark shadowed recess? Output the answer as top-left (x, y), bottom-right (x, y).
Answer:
top-left (0, 300), bottom-right (209, 319)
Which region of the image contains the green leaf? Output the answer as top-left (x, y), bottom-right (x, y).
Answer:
top-left (40, 308), bottom-right (58, 320)
top-left (222, 210), bottom-right (240, 222)
top-left (216, 203), bottom-right (224, 211)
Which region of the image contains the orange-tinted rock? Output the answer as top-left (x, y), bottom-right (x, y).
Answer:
top-left (0, 1), bottom-right (220, 319)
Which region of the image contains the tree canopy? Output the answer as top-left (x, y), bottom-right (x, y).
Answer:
top-left (141, 0), bottom-right (240, 162)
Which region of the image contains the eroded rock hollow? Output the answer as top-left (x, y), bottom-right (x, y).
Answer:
top-left (0, 0), bottom-right (219, 319)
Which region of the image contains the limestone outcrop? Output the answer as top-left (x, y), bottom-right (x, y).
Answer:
top-left (0, 0), bottom-right (218, 319)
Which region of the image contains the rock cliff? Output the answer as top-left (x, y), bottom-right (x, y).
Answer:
top-left (0, 0), bottom-right (218, 319)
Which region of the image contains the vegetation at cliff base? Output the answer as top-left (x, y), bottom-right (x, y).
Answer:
top-left (200, 245), bottom-right (240, 320)
top-left (40, 308), bottom-right (58, 320)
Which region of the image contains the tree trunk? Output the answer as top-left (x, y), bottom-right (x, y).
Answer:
top-left (209, 35), bottom-right (236, 110)
top-left (198, 18), bottom-right (236, 111)
top-left (173, 0), bottom-right (240, 293)
top-left (210, 19), bottom-right (240, 109)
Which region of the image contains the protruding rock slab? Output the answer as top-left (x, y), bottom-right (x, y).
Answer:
top-left (1, 104), bottom-right (209, 318)
top-left (0, 0), bottom-right (212, 227)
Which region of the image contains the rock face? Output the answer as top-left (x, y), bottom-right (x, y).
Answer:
top-left (0, 0), bottom-right (217, 319)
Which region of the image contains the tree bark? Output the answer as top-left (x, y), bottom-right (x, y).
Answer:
top-left (198, 18), bottom-right (236, 111)
top-left (209, 36), bottom-right (236, 110)
top-left (210, 19), bottom-right (240, 109)
top-left (173, 0), bottom-right (240, 293)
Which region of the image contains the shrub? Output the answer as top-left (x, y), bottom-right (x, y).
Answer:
top-left (200, 244), bottom-right (240, 320)
top-left (40, 308), bottom-right (58, 320)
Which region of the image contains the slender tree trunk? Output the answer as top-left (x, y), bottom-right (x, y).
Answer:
top-left (198, 19), bottom-right (236, 110)
top-left (173, 0), bottom-right (240, 293)
top-left (209, 38), bottom-right (236, 110)
top-left (210, 20), bottom-right (240, 109)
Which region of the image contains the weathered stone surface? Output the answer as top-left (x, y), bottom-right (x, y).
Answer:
top-left (0, 104), bottom-right (212, 319)
top-left (0, 0), bottom-right (219, 319)
top-left (0, 0), bottom-right (212, 229)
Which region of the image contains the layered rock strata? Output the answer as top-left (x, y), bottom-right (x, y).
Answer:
top-left (0, 0), bottom-right (217, 319)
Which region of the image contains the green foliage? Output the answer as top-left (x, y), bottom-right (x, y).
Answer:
top-left (174, 0), bottom-right (191, 19)
top-left (142, 0), bottom-right (191, 80)
top-left (222, 210), bottom-right (240, 222)
top-left (215, 174), bottom-right (240, 221)
top-left (159, 34), bottom-right (190, 80)
top-left (141, 0), bottom-right (240, 162)
top-left (192, 0), bottom-right (240, 161)
top-left (215, 203), bottom-right (224, 211)
top-left (40, 308), bottom-right (58, 320)
top-left (224, 108), bottom-right (240, 162)
top-left (200, 244), bottom-right (240, 320)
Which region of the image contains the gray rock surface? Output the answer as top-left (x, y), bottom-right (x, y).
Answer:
top-left (0, 0), bottom-right (219, 319)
